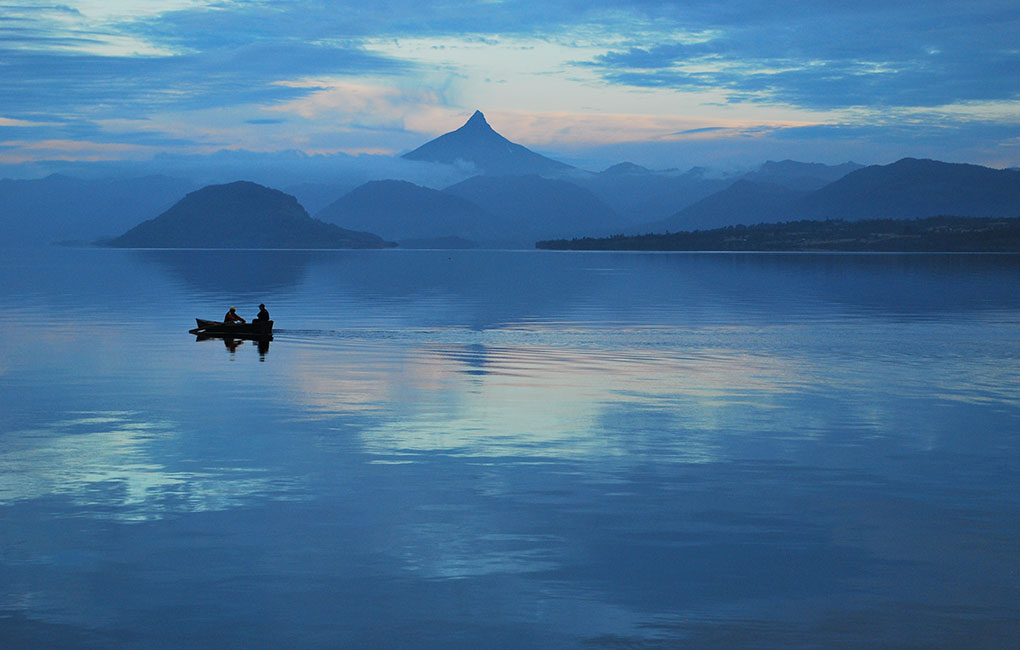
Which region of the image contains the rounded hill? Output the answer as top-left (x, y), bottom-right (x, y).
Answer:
top-left (107, 181), bottom-right (394, 248)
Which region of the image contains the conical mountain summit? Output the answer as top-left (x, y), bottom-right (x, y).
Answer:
top-left (401, 110), bottom-right (572, 176)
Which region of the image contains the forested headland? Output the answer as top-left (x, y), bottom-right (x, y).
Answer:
top-left (536, 216), bottom-right (1020, 252)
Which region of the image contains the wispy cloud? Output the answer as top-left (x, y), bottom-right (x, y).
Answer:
top-left (0, 117), bottom-right (62, 127)
top-left (462, 110), bottom-right (819, 147)
top-left (672, 127), bottom-right (728, 136)
top-left (583, 2), bottom-right (1020, 111)
top-left (267, 80), bottom-right (442, 124)
top-left (0, 138), bottom-right (152, 163)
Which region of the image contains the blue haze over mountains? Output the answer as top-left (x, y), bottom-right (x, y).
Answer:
top-left (1, 111), bottom-right (1018, 247)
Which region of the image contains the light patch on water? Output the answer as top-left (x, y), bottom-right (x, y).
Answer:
top-left (395, 524), bottom-right (564, 580)
top-left (0, 410), bottom-right (294, 521)
top-left (276, 334), bottom-right (809, 461)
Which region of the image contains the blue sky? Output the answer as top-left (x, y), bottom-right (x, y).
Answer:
top-left (2, 0), bottom-right (1018, 174)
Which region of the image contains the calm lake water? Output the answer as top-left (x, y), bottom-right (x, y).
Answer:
top-left (1, 248), bottom-right (1018, 648)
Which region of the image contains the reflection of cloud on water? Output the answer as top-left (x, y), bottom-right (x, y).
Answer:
top-left (280, 319), bottom-right (1020, 467)
top-left (0, 411), bottom-right (289, 521)
top-left (366, 348), bottom-right (800, 462)
top-left (281, 331), bottom-right (803, 462)
top-left (283, 342), bottom-right (416, 417)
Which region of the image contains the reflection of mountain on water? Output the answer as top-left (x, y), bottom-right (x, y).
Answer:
top-left (134, 249), bottom-right (328, 296)
top-left (301, 251), bottom-right (616, 330)
top-left (133, 249), bottom-right (1020, 331)
top-left (705, 253), bottom-right (1020, 319)
top-left (137, 249), bottom-right (601, 330)
top-left (296, 251), bottom-right (1020, 328)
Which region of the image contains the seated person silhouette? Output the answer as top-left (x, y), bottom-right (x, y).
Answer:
top-left (254, 303), bottom-right (269, 322)
top-left (224, 306), bottom-right (246, 325)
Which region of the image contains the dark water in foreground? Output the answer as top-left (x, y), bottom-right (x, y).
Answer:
top-left (1, 248), bottom-right (1018, 648)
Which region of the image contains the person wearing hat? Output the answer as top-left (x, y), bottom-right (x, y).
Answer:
top-left (254, 303), bottom-right (269, 322)
top-left (224, 306), bottom-right (246, 325)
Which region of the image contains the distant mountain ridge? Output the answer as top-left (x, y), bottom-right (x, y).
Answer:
top-left (797, 158), bottom-right (1020, 220)
top-left (107, 181), bottom-right (393, 248)
top-left (642, 180), bottom-right (809, 233)
top-left (315, 180), bottom-right (501, 245)
top-left (569, 165), bottom-right (735, 226)
top-left (741, 160), bottom-right (864, 191)
top-left (3, 107), bottom-right (1017, 248)
top-left (0, 174), bottom-right (198, 245)
top-left (565, 160), bottom-right (862, 229)
top-left (646, 158), bottom-right (1020, 233)
top-left (402, 111), bottom-right (572, 176)
top-left (443, 174), bottom-right (621, 242)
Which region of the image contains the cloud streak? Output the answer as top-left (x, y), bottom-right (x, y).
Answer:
top-left (585, 2), bottom-right (1020, 110)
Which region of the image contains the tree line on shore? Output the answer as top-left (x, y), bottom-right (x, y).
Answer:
top-left (536, 216), bottom-right (1020, 252)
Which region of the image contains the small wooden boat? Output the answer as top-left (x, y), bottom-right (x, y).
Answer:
top-left (191, 318), bottom-right (274, 338)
